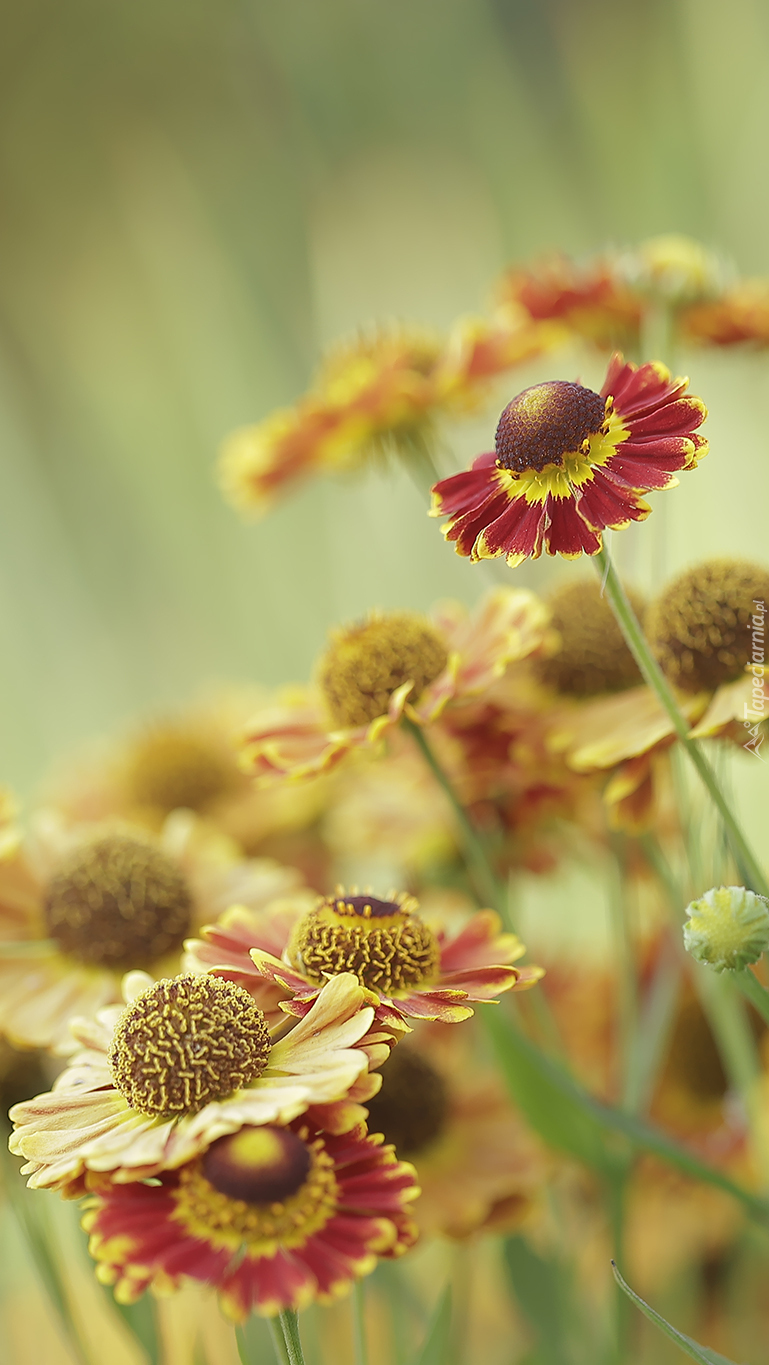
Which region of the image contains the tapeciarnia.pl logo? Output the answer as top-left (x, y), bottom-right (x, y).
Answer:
top-left (744, 599), bottom-right (766, 760)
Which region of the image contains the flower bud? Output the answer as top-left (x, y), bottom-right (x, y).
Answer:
top-left (683, 885), bottom-right (769, 972)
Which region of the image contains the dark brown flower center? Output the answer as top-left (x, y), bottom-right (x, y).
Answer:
top-left (537, 578), bottom-right (644, 697)
top-left (319, 612), bottom-right (448, 728)
top-left (172, 1125), bottom-right (337, 1250)
top-left (202, 1125), bottom-right (311, 1204)
top-left (44, 834), bottom-right (192, 969)
top-left (365, 1045), bottom-right (449, 1157)
top-left (646, 558), bottom-right (769, 694)
top-left (495, 380), bottom-right (607, 474)
top-left (289, 892), bottom-right (439, 996)
top-left (109, 974), bottom-right (271, 1117)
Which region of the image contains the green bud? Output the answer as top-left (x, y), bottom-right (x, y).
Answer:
top-left (683, 885), bottom-right (769, 972)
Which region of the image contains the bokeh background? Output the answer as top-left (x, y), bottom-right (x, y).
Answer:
top-left (2, 0), bottom-right (769, 800)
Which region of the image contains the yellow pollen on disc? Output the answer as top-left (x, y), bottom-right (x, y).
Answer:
top-left (289, 891), bottom-right (439, 996)
top-left (171, 1126), bottom-right (338, 1253)
top-left (318, 611), bottom-right (448, 728)
top-left (108, 974), bottom-right (271, 1118)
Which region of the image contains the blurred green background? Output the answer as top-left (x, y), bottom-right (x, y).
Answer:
top-left (3, 0), bottom-right (769, 795)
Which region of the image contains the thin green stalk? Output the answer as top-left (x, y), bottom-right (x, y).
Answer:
top-left (608, 837), bottom-right (641, 1111)
top-left (352, 1280), bottom-right (369, 1365)
top-left (595, 546), bottom-right (769, 897)
top-left (735, 967), bottom-right (769, 1027)
top-left (607, 1171), bottom-right (632, 1365)
top-left (402, 716), bottom-right (511, 926)
top-left (266, 1318), bottom-right (291, 1365)
top-left (627, 945), bottom-right (682, 1115)
top-left (404, 713), bottom-right (568, 1057)
top-left (276, 1310), bottom-right (306, 1365)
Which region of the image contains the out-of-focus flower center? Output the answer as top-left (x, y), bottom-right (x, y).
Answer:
top-left (537, 579), bottom-right (644, 697)
top-left (495, 381), bottom-right (608, 474)
top-left (646, 558), bottom-right (769, 694)
top-left (44, 834), bottom-right (192, 969)
top-left (319, 612), bottom-right (448, 728)
top-left (173, 1125), bottom-right (337, 1251)
top-left (289, 891), bottom-right (439, 996)
top-left (662, 998), bottom-right (728, 1104)
top-left (365, 1044), bottom-right (448, 1156)
top-left (109, 974), bottom-right (271, 1117)
top-left (123, 726), bottom-right (237, 817)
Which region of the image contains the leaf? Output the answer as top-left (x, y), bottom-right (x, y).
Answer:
top-left (611, 1263), bottom-right (743, 1364)
top-left (503, 1236), bottom-right (575, 1365)
top-left (411, 1285), bottom-right (452, 1365)
top-left (481, 1007), bottom-right (769, 1220)
top-left (482, 1006), bottom-right (625, 1174)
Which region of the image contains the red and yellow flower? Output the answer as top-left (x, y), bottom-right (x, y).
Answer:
top-left (81, 1117), bottom-right (418, 1320)
top-left (219, 320), bottom-right (556, 515)
top-left (497, 253), bottom-right (643, 352)
top-left (240, 588), bottom-right (551, 784)
top-left (10, 968), bottom-right (389, 1191)
top-left (430, 356), bottom-right (708, 568)
top-left (185, 888), bottom-right (542, 1030)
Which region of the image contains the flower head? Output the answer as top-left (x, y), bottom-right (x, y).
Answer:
top-left (10, 968), bottom-right (386, 1190)
top-left (240, 588), bottom-right (551, 783)
top-left (498, 254), bottom-right (642, 351)
top-left (0, 807), bottom-right (303, 1053)
top-left (430, 356), bottom-right (708, 567)
top-left (81, 1117), bottom-right (418, 1319)
top-left (646, 558), bottom-right (769, 695)
top-left (218, 319), bottom-right (555, 515)
top-left (536, 577), bottom-right (644, 698)
top-left (683, 886), bottom-right (769, 973)
top-left (185, 889), bottom-right (542, 1030)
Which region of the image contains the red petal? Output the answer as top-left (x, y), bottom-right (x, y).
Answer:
top-left (476, 495), bottom-right (547, 561)
top-left (543, 496), bottom-right (602, 556)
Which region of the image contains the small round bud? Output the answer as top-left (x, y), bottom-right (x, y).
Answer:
top-left (683, 885), bottom-right (769, 972)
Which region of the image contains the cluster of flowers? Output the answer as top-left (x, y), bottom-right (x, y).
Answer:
top-left (10, 230), bottom-right (769, 1352)
top-left (1, 760), bottom-right (545, 1319)
top-left (219, 233), bottom-right (769, 515)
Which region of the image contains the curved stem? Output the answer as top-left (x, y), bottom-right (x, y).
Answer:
top-left (595, 546), bottom-right (768, 897)
top-left (735, 967), bottom-right (769, 1028)
top-left (402, 717), bottom-right (511, 927)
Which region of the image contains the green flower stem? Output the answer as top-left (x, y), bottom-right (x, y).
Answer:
top-left (404, 714), bottom-right (567, 1055)
top-left (595, 546), bottom-right (769, 898)
top-left (626, 943), bottom-right (682, 1115)
top-left (402, 716), bottom-right (511, 927)
top-left (735, 967), bottom-right (769, 1028)
top-left (608, 837), bottom-right (641, 1112)
top-left (273, 1310), bottom-right (306, 1365)
top-left (352, 1280), bottom-right (369, 1365)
